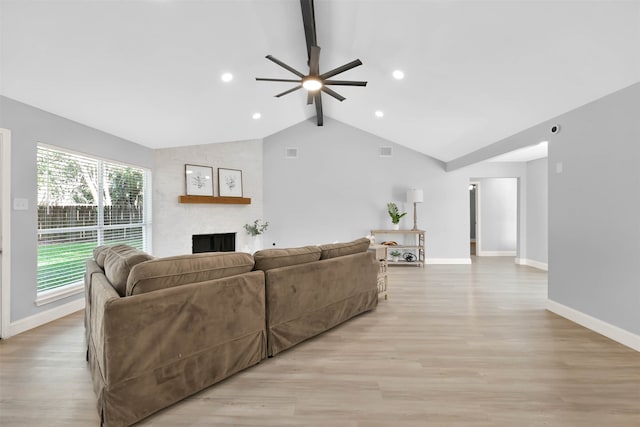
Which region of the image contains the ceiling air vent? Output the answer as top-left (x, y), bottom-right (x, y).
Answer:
top-left (379, 146), bottom-right (393, 157)
top-left (285, 147), bottom-right (298, 159)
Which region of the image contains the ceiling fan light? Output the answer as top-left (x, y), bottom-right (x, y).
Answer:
top-left (302, 78), bottom-right (322, 91)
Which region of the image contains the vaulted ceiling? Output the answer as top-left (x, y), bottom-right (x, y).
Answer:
top-left (1, 0), bottom-right (639, 162)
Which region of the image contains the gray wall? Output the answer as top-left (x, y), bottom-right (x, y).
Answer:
top-left (526, 158), bottom-right (548, 265)
top-left (264, 118), bottom-right (463, 258)
top-left (476, 177), bottom-right (518, 254)
top-left (263, 117), bottom-right (531, 262)
top-left (0, 96), bottom-right (153, 322)
top-left (548, 83), bottom-right (640, 335)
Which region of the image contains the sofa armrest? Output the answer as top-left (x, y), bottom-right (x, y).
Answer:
top-left (85, 259), bottom-right (105, 334)
top-left (89, 273), bottom-right (121, 380)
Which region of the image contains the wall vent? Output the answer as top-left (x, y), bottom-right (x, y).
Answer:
top-left (379, 146), bottom-right (393, 157)
top-left (285, 147), bottom-right (298, 159)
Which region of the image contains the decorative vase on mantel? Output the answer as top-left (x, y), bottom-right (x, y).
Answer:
top-left (392, 223), bottom-right (400, 231)
top-left (249, 235), bottom-right (263, 254)
top-left (243, 219), bottom-right (269, 254)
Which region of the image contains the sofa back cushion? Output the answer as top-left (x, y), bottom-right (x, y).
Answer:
top-left (126, 252), bottom-right (255, 296)
top-left (319, 237), bottom-right (371, 260)
top-left (104, 245), bottom-right (153, 296)
top-left (93, 245), bottom-right (111, 268)
top-left (253, 246), bottom-right (321, 271)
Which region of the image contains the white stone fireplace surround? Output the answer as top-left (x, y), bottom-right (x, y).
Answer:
top-left (152, 139), bottom-right (264, 257)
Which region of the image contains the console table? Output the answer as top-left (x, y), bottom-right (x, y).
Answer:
top-left (370, 229), bottom-right (425, 267)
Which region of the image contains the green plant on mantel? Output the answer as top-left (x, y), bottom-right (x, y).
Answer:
top-left (244, 219), bottom-right (269, 236)
top-left (387, 202), bottom-right (407, 224)
top-left (390, 250), bottom-right (402, 257)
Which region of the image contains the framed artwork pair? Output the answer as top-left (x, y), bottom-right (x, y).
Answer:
top-left (185, 164), bottom-right (243, 197)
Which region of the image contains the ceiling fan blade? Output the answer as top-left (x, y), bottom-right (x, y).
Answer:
top-left (307, 91), bottom-right (314, 105)
top-left (265, 55), bottom-right (306, 78)
top-left (323, 80), bottom-right (368, 86)
top-left (320, 59), bottom-right (363, 80)
top-left (256, 78), bottom-right (302, 83)
top-left (309, 45), bottom-right (320, 76)
top-left (314, 92), bottom-right (323, 126)
top-left (275, 85), bottom-right (303, 97)
top-left (300, 0), bottom-right (318, 62)
top-left (321, 86), bottom-right (346, 102)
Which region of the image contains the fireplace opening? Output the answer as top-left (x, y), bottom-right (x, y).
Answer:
top-left (192, 233), bottom-right (236, 253)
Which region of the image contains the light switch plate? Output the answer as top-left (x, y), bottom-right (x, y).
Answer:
top-left (13, 198), bottom-right (29, 210)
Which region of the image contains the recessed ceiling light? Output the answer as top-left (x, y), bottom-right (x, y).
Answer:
top-left (252, 112), bottom-right (261, 120)
top-left (375, 110), bottom-right (384, 118)
top-left (392, 70), bottom-right (405, 80)
top-left (221, 73), bottom-right (233, 82)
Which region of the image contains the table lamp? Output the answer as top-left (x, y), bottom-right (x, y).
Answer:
top-left (406, 188), bottom-right (424, 231)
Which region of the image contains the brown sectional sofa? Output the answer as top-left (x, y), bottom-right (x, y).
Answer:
top-left (254, 239), bottom-right (378, 356)
top-left (85, 238), bottom-right (378, 426)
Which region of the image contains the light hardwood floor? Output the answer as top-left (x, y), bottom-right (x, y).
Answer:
top-left (1, 257), bottom-right (639, 426)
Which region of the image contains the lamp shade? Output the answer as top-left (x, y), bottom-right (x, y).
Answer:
top-left (407, 188), bottom-right (424, 204)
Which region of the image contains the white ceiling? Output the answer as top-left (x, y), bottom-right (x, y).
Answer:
top-left (1, 0), bottom-right (639, 162)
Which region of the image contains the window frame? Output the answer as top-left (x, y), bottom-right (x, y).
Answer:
top-left (36, 143), bottom-right (152, 304)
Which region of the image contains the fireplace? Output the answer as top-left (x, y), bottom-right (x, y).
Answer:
top-left (192, 233), bottom-right (236, 253)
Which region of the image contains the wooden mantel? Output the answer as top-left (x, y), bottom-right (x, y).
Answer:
top-left (178, 195), bottom-right (251, 205)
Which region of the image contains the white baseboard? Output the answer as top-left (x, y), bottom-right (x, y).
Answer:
top-left (425, 258), bottom-right (472, 265)
top-left (515, 258), bottom-right (548, 271)
top-left (8, 297), bottom-right (85, 338)
top-left (477, 250), bottom-right (516, 256)
top-left (546, 299), bottom-right (640, 352)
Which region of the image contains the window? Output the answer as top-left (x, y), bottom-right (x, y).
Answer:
top-left (37, 145), bottom-right (150, 295)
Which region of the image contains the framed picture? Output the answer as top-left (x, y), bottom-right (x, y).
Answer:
top-left (218, 168), bottom-right (243, 197)
top-left (185, 164), bottom-right (214, 196)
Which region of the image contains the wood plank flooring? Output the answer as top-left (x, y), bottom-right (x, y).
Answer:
top-left (1, 257), bottom-right (639, 426)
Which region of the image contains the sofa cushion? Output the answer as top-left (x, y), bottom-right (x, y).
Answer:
top-left (93, 245), bottom-right (111, 268)
top-left (126, 252), bottom-right (255, 296)
top-left (253, 246), bottom-right (321, 271)
top-left (319, 237), bottom-right (371, 260)
top-left (104, 245), bottom-right (153, 296)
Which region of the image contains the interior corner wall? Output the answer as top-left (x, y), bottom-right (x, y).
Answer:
top-left (548, 83), bottom-right (640, 336)
top-left (152, 139), bottom-right (263, 257)
top-left (525, 158), bottom-right (548, 265)
top-left (0, 96), bottom-right (153, 325)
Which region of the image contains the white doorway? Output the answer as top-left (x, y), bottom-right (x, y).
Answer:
top-left (469, 182), bottom-right (478, 255)
top-left (472, 177), bottom-right (518, 258)
top-left (1, 128), bottom-right (11, 338)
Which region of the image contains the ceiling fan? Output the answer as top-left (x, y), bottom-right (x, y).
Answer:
top-left (255, 0), bottom-right (367, 126)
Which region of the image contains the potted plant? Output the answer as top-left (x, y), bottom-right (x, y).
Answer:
top-left (387, 202), bottom-right (407, 230)
top-left (243, 219), bottom-right (269, 236)
top-left (244, 219), bottom-right (269, 253)
top-left (390, 250), bottom-right (402, 262)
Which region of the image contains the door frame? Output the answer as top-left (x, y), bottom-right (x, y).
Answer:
top-left (470, 181), bottom-right (480, 256)
top-left (1, 128), bottom-right (11, 338)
